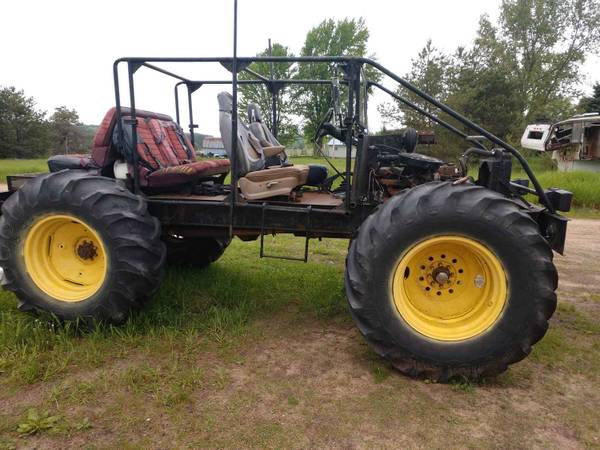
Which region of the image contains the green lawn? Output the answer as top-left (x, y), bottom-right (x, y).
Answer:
top-left (0, 157), bottom-right (344, 186)
top-left (535, 171), bottom-right (600, 209)
top-left (0, 159), bottom-right (48, 183)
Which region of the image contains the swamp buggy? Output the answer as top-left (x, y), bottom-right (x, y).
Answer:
top-left (0, 43), bottom-right (573, 381)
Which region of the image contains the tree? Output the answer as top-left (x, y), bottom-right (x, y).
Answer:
top-left (477, 0), bottom-right (600, 123)
top-left (239, 43), bottom-right (298, 146)
top-left (378, 40), bottom-right (452, 130)
top-left (48, 106), bottom-right (85, 154)
top-left (294, 18), bottom-right (380, 147)
top-left (445, 30), bottom-right (525, 141)
top-left (377, 41), bottom-right (468, 158)
top-left (0, 86), bottom-right (49, 158)
top-left (579, 82), bottom-right (600, 113)
top-left (379, 0), bottom-right (600, 152)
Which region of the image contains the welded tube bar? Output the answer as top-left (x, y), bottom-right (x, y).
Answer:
top-left (364, 59), bottom-right (554, 212)
top-left (127, 63), bottom-right (140, 194)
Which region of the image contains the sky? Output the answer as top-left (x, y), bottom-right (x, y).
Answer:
top-left (1, 0), bottom-right (599, 136)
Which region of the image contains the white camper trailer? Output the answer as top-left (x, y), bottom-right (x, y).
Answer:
top-left (521, 113), bottom-right (600, 172)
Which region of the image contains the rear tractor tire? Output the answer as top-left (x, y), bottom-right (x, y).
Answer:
top-left (164, 235), bottom-right (230, 268)
top-left (345, 181), bottom-right (557, 381)
top-left (0, 170), bottom-right (166, 324)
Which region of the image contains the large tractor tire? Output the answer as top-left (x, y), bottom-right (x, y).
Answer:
top-left (0, 170), bottom-right (166, 324)
top-left (164, 235), bottom-right (230, 268)
top-left (345, 181), bottom-right (557, 381)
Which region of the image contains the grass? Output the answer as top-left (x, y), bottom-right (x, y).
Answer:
top-left (535, 171), bottom-right (600, 209)
top-left (0, 159), bottom-right (48, 183)
top-left (0, 235), bottom-right (349, 386)
top-left (0, 227), bottom-right (597, 447)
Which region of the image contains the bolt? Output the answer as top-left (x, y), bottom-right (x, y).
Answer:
top-left (474, 275), bottom-right (485, 288)
top-left (435, 271), bottom-right (449, 284)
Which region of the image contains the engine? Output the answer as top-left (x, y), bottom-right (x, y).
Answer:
top-left (365, 129), bottom-right (460, 199)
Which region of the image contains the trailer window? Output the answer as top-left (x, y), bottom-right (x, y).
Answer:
top-left (527, 131), bottom-right (544, 140)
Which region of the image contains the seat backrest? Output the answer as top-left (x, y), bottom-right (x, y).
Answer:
top-left (247, 103), bottom-right (279, 146)
top-left (91, 106), bottom-right (196, 171)
top-left (114, 115), bottom-right (197, 171)
top-left (218, 92), bottom-right (265, 176)
top-left (247, 103), bottom-right (288, 165)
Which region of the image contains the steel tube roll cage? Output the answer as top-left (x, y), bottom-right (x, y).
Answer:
top-left (112, 54), bottom-right (555, 214)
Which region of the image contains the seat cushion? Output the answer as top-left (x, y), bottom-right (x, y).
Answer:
top-left (239, 165), bottom-right (309, 200)
top-left (219, 92), bottom-right (265, 176)
top-left (48, 155), bottom-right (99, 173)
top-left (87, 106), bottom-right (230, 190)
top-left (243, 165), bottom-right (309, 184)
top-left (142, 159), bottom-right (230, 188)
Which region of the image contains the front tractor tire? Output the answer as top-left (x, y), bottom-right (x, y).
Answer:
top-left (345, 182), bottom-right (557, 381)
top-left (0, 171), bottom-right (166, 324)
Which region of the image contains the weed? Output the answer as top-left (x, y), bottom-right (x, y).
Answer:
top-left (211, 367), bottom-right (232, 390)
top-left (16, 408), bottom-right (63, 436)
top-left (449, 376), bottom-right (475, 393)
top-left (120, 364), bottom-right (161, 395)
top-left (74, 417), bottom-right (92, 431)
top-left (0, 442), bottom-right (16, 450)
top-left (369, 363), bottom-right (391, 383)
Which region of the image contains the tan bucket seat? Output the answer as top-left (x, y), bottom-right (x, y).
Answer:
top-left (247, 103), bottom-right (289, 167)
top-left (218, 92), bottom-right (310, 200)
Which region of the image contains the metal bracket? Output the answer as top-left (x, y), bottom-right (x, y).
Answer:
top-left (220, 60), bottom-right (251, 74)
top-left (266, 81), bottom-right (284, 96)
top-left (128, 61), bottom-right (144, 75)
top-left (187, 82), bottom-right (203, 94)
top-left (339, 60), bottom-right (362, 81)
top-left (259, 203), bottom-right (311, 262)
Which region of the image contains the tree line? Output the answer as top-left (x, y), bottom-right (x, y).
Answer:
top-left (377, 0), bottom-right (600, 157)
top-left (0, 86), bottom-right (92, 158)
top-left (241, 0), bottom-right (599, 154)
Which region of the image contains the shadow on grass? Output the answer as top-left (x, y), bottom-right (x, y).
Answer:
top-left (0, 237), bottom-right (349, 385)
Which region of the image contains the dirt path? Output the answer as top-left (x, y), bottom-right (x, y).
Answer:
top-left (555, 219), bottom-right (600, 300)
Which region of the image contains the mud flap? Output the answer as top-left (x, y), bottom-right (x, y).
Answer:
top-left (537, 210), bottom-right (569, 255)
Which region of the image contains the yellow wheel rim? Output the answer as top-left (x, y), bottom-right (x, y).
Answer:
top-left (23, 214), bottom-right (107, 302)
top-left (392, 236), bottom-right (507, 341)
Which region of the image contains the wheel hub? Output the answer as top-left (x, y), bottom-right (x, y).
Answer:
top-left (76, 240), bottom-right (98, 261)
top-left (392, 235), bottom-right (508, 341)
top-left (23, 214), bottom-right (107, 302)
top-left (432, 266), bottom-right (451, 285)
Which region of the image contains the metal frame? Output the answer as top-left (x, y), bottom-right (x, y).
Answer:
top-left (112, 54), bottom-right (555, 213)
top-left (0, 1), bottom-right (569, 257)
top-left (107, 0), bottom-right (565, 249)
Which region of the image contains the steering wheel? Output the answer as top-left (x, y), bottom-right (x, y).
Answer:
top-left (313, 107), bottom-right (334, 142)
